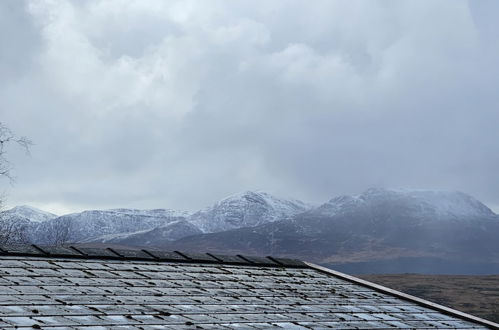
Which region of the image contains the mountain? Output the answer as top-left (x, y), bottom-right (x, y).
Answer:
top-left (30, 208), bottom-right (190, 245)
top-left (0, 205), bottom-right (58, 244)
top-left (87, 220), bottom-right (203, 246)
top-left (19, 191), bottom-right (310, 246)
top-left (0, 205), bottom-right (57, 223)
top-left (163, 188), bottom-right (499, 273)
top-left (188, 191), bottom-right (312, 233)
top-left (314, 188), bottom-right (495, 220)
top-left (85, 191), bottom-right (312, 247)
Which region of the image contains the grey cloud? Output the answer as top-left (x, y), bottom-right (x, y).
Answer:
top-left (1, 0), bottom-right (499, 214)
top-left (0, 1), bottom-right (41, 80)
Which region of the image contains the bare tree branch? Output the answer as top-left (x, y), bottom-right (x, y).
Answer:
top-left (52, 220), bottom-right (73, 246)
top-left (0, 122), bottom-right (33, 183)
top-left (0, 122), bottom-right (33, 245)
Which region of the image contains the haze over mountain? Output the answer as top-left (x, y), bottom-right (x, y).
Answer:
top-left (315, 188), bottom-right (495, 220)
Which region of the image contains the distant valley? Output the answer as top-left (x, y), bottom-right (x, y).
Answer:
top-left (2, 188), bottom-right (499, 274)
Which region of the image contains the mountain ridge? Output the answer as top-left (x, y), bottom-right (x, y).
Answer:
top-left (157, 189), bottom-right (499, 274)
top-left (2, 190), bottom-right (313, 246)
top-left (3, 188), bottom-right (498, 274)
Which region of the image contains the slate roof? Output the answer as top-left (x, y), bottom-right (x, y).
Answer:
top-left (0, 245), bottom-right (497, 329)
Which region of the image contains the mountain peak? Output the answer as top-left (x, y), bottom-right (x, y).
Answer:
top-left (189, 191), bottom-right (311, 233)
top-left (2, 205), bottom-right (58, 223)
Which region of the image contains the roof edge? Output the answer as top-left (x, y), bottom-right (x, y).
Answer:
top-left (305, 262), bottom-right (499, 329)
top-left (0, 244), bottom-right (308, 268)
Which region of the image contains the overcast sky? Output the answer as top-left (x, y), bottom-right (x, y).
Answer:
top-left (1, 0), bottom-right (499, 214)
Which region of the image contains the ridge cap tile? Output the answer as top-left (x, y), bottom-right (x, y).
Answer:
top-left (70, 246), bottom-right (119, 258)
top-left (206, 253), bottom-right (249, 264)
top-left (144, 249), bottom-right (189, 261)
top-left (0, 244), bottom-right (47, 256)
top-left (267, 257), bottom-right (307, 267)
top-left (174, 251), bottom-right (219, 263)
top-left (237, 255), bottom-right (279, 266)
top-left (0, 244), bottom-right (310, 268)
top-left (107, 248), bottom-right (156, 260)
top-left (35, 245), bottom-right (83, 257)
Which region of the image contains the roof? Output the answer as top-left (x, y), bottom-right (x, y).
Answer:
top-left (0, 245), bottom-right (497, 329)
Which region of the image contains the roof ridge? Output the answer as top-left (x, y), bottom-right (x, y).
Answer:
top-left (0, 244), bottom-right (307, 268)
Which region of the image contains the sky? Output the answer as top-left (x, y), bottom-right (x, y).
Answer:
top-left (1, 0), bottom-right (499, 215)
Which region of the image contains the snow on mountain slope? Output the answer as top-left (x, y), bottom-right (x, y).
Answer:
top-left (85, 220), bottom-right (203, 246)
top-left (105, 208), bottom-right (190, 218)
top-left (188, 191), bottom-right (312, 233)
top-left (1, 205), bottom-right (57, 223)
top-left (30, 208), bottom-right (190, 244)
top-left (67, 191), bottom-right (310, 245)
top-left (0, 205), bottom-right (57, 223)
top-left (314, 188), bottom-right (496, 219)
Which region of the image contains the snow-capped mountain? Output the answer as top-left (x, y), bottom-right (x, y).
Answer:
top-left (314, 188), bottom-right (495, 220)
top-left (0, 205), bottom-right (58, 244)
top-left (75, 191), bottom-right (311, 247)
top-left (14, 191), bottom-right (310, 246)
top-left (30, 208), bottom-right (190, 245)
top-left (0, 205), bottom-right (57, 223)
top-left (165, 188), bottom-right (499, 274)
top-left (188, 191), bottom-right (312, 233)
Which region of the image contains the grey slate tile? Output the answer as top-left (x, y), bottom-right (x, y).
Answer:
top-left (0, 253), bottom-right (493, 330)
